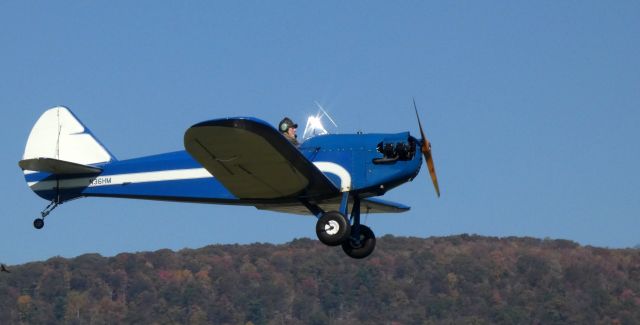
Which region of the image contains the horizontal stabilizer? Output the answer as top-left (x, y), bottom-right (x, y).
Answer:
top-left (19, 158), bottom-right (102, 175)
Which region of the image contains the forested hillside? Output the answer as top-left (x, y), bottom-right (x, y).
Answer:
top-left (1, 235), bottom-right (639, 324)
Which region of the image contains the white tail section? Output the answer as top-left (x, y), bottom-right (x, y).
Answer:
top-left (22, 106), bottom-right (115, 172)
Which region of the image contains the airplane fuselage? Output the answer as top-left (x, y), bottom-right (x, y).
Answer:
top-left (25, 132), bottom-right (422, 206)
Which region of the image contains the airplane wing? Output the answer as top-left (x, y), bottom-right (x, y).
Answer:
top-left (256, 197), bottom-right (410, 215)
top-left (184, 117), bottom-right (339, 200)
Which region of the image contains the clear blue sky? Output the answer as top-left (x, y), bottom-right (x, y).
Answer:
top-left (2, 2), bottom-right (639, 265)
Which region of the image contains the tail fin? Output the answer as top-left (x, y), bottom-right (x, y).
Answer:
top-left (20, 106), bottom-right (116, 174)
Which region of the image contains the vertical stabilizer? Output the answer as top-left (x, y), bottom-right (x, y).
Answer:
top-left (22, 106), bottom-right (116, 171)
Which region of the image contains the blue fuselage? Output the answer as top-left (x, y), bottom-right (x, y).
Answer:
top-left (25, 132), bottom-right (422, 205)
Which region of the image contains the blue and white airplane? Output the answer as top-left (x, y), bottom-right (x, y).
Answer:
top-left (19, 104), bottom-right (439, 259)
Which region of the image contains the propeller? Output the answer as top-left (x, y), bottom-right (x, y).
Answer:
top-left (413, 98), bottom-right (440, 197)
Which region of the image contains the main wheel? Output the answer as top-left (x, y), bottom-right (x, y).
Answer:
top-left (342, 225), bottom-right (376, 259)
top-left (33, 218), bottom-right (44, 230)
top-left (316, 211), bottom-right (351, 246)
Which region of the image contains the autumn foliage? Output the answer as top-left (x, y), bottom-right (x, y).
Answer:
top-left (1, 235), bottom-right (639, 324)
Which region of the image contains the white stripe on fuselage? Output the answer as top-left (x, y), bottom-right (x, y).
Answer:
top-left (28, 168), bottom-right (212, 191)
top-left (28, 162), bottom-right (353, 192)
top-left (313, 161), bottom-right (351, 192)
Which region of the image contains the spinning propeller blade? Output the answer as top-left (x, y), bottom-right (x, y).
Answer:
top-left (413, 99), bottom-right (440, 197)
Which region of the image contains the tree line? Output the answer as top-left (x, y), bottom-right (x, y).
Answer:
top-left (1, 235), bottom-right (639, 324)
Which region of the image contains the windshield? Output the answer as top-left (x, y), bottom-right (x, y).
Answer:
top-left (301, 103), bottom-right (338, 142)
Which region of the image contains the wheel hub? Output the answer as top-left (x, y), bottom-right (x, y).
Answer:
top-left (324, 220), bottom-right (340, 235)
top-left (349, 236), bottom-right (364, 248)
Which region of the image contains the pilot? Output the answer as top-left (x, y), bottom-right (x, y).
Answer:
top-left (279, 117), bottom-right (299, 146)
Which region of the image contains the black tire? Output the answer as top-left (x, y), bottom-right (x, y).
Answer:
top-left (33, 218), bottom-right (44, 230)
top-left (316, 211), bottom-right (351, 246)
top-left (342, 225), bottom-right (376, 259)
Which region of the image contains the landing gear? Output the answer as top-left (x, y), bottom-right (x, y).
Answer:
top-left (34, 199), bottom-right (60, 230)
top-left (315, 211), bottom-right (351, 246)
top-left (342, 225), bottom-right (376, 259)
top-left (342, 195), bottom-right (376, 259)
top-left (305, 192), bottom-right (377, 259)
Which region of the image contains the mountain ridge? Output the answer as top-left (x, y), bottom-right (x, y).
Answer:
top-left (2, 235), bottom-right (639, 324)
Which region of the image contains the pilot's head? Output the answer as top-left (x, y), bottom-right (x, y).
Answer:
top-left (279, 117), bottom-right (298, 138)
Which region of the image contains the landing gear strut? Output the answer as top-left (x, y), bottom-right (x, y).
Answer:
top-left (34, 199), bottom-right (60, 230)
top-left (342, 196), bottom-right (376, 259)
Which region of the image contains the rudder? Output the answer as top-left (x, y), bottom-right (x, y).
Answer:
top-left (21, 106), bottom-right (116, 174)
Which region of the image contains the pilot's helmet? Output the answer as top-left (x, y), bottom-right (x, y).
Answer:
top-left (279, 117), bottom-right (298, 133)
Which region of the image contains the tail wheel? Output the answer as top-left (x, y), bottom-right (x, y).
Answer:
top-left (33, 218), bottom-right (44, 230)
top-left (316, 211), bottom-right (351, 246)
top-left (342, 225), bottom-right (376, 259)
